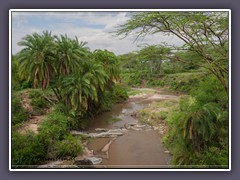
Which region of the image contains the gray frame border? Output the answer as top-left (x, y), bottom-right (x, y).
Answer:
top-left (0, 0), bottom-right (239, 179)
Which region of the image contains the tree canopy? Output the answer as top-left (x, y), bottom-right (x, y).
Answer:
top-left (116, 11), bottom-right (229, 93)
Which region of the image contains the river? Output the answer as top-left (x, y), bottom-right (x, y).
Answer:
top-left (85, 88), bottom-right (177, 168)
top-left (39, 88), bottom-right (177, 169)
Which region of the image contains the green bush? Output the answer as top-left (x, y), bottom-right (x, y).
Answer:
top-left (164, 95), bottom-right (228, 166)
top-left (163, 75), bottom-right (228, 166)
top-left (12, 93), bottom-right (28, 125)
top-left (158, 72), bottom-right (207, 93)
top-left (12, 131), bottom-right (47, 167)
top-left (38, 111), bottom-right (69, 143)
top-left (29, 90), bottom-right (50, 112)
top-left (52, 103), bottom-right (87, 130)
top-left (12, 109), bottom-right (83, 167)
top-left (191, 75), bottom-right (228, 108)
top-left (196, 146), bottom-right (228, 167)
top-left (51, 134), bottom-right (82, 159)
top-left (96, 90), bottom-right (115, 112)
top-left (121, 71), bottom-right (144, 87)
top-left (112, 84), bottom-right (128, 103)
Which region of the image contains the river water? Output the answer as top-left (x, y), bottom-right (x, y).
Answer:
top-left (86, 88), bottom-right (176, 168)
top-left (38, 88), bottom-right (176, 169)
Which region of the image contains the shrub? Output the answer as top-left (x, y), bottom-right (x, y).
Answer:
top-left (38, 111), bottom-right (69, 143)
top-left (164, 96), bottom-right (228, 166)
top-left (28, 90), bottom-right (50, 113)
top-left (112, 84), bottom-right (128, 103)
top-left (12, 93), bottom-right (28, 125)
top-left (196, 146), bottom-right (228, 167)
top-left (51, 134), bottom-right (82, 159)
top-left (12, 131), bottom-right (47, 167)
top-left (121, 71), bottom-right (144, 87)
top-left (191, 75), bottom-right (228, 109)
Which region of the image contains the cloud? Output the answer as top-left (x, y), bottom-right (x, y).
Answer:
top-left (11, 11), bottom-right (184, 55)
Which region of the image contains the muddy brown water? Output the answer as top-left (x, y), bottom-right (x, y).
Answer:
top-left (86, 89), bottom-right (176, 168)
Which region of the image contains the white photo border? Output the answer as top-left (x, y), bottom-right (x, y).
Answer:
top-left (9, 9), bottom-right (231, 172)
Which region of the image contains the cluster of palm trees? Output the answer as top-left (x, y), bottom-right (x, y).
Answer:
top-left (16, 31), bottom-right (120, 115)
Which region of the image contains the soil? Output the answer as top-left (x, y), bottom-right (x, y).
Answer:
top-left (17, 91), bottom-right (48, 134)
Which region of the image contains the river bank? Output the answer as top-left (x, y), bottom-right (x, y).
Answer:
top-left (38, 88), bottom-right (179, 168)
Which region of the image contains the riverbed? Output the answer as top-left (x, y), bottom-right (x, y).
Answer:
top-left (85, 88), bottom-right (177, 168)
top-left (39, 88), bottom-right (177, 169)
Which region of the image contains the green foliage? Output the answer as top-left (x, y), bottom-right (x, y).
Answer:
top-left (12, 93), bottom-right (28, 125)
top-left (93, 49), bottom-right (120, 82)
top-left (17, 31), bottom-right (55, 89)
top-left (13, 31), bottom-right (130, 167)
top-left (91, 84), bottom-right (128, 114)
top-left (116, 11), bottom-right (229, 92)
top-left (163, 76), bottom-right (228, 166)
top-left (136, 98), bottom-right (178, 128)
top-left (112, 84), bottom-right (128, 103)
top-left (12, 56), bottom-right (32, 91)
top-left (162, 72), bottom-right (206, 92)
top-left (54, 35), bottom-right (89, 76)
top-left (146, 78), bottom-right (165, 87)
top-left (121, 71), bottom-right (145, 87)
top-left (118, 52), bottom-right (138, 71)
top-left (137, 45), bottom-right (171, 75)
top-left (120, 55), bottom-right (208, 90)
top-left (38, 111), bottom-right (69, 143)
top-left (12, 109), bottom-right (83, 166)
top-left (51, 134), bottom-right (82, 159)
top-left (191, 75), bottom-right (228, 108)
top-left (28, 90), bottom-right (50, 114)
top-left (195, 146), bottom-right (228, 167)
top-left (12, 131), bottom-right (47, 166)
top-left (16, 31), bottom-right (127, 129)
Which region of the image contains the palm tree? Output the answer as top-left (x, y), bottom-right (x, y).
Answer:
top-left (93, 50), bottom-right (120, 85)
top-left (181, 102), bottom-right (228, 153)
top-left (60, 73), bottom-right (98, 113)
top-left (81, 60), bottom-right (109, 115)
top-left (54, 35), bottom-right (89, 75)
top-left (82, 60), bottom-right (109, 91)
top-left (17, 31), bottom-right (55, 89)
top-left (50, 35), bottom-right (90, 103)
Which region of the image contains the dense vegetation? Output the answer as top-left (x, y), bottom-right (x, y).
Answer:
top-left (11, 33), bottom-right (128, 166)
top-left (12, 11), bottom-right (229, 168)
top-left (117, 12), bottom-right (229, 168)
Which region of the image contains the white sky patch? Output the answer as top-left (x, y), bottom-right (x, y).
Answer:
top-left (11, 11), bottom-right (184, 55)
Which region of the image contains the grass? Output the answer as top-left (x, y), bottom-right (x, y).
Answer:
top-left (136, 98), bottom-right (180, 128)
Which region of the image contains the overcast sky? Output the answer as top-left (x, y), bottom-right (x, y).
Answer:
top-left (11, 11), bottom-right (184, 55)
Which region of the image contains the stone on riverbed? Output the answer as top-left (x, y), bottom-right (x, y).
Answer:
top-left (74, 159), bottom-right (94, 168)
top-left (124, 123), bottom-right (153, 131)
top-left (38, 161), bottom-right (78, 168)
top-left (95, 128), bottom-right (108, 132)
top-left (71, 129), bottom-right (125, 138)
top-left (74, 157), bottom-right (102, 168)
top-left (87, 157), bottom-right (103, 165)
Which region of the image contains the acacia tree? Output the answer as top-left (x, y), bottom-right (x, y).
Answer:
top-left (137, 45), bottom-right (171, 76)
top-left (118, 52), bottom-right (138, 72)
top-left (116, 11), bottom-right (229, 93)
